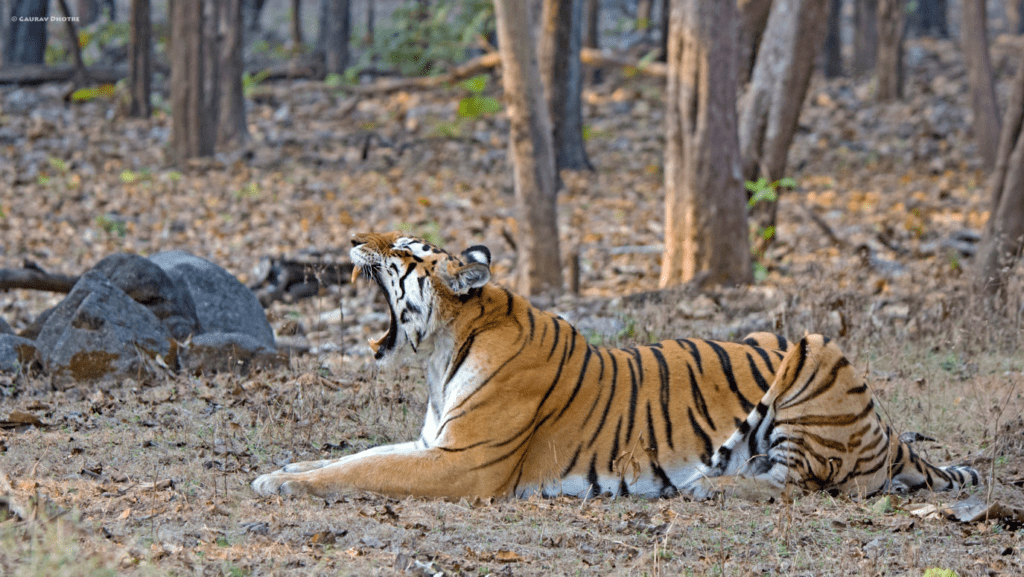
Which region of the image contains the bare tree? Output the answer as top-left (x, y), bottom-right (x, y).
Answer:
top-left (218, 0), bottom-right (247, 148)
top-left (170, 0), bottom-right (214, 162)
top-left (661, 0), bottom-right (751, 287)
top-left (876, 0), bottom-right (905, 100)
top-left (316, 0), bottom-right (351, 76)
top-left (1010, 0), bottom-right (1024, 34)
top-left (907, 0), bottom-right (947, 37)
top-left (962, 0), bottom-right (1000, 169)
top-left (739, 0), bottom-right (828, 243)
top-left (494, 0), bottom-right (563, 295)
top-left (738, 0), bottom-right (772, 84)
top-left (4, 0), bottom-right (48, 65)
top-left (852, 0), bottom-right (877, 76)
top-left (129, 0), bottom-right (152, 118)
top-left (977, 54), bottom-right (1024, 297)
top-left (539, 0), bottom-right (592, 173)
top-left (823, 0), bottom-right (842, 77)
top-left (584, 0), bottom-right (602, 82)
top-left (290, 0), bottom-right (304, 52)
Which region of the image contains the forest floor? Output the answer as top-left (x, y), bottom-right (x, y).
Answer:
top-left (2, 36), bottom-right (1024, 575)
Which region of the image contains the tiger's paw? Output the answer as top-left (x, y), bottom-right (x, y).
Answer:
top-left (251, 472), bottom-right (306, 497)
top-left (682, 477), bottom-right (722, 501)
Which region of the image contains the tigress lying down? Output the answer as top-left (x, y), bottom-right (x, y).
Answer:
top-left (251, 232), bottom-right (979, 500)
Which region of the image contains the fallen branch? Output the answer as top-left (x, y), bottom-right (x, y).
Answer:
top-left (0, 266), bottom-right (78, 293)
top-left (579, 47), bottom-right (667, 77)
top-left (0, 64), bottom-right (129, 86)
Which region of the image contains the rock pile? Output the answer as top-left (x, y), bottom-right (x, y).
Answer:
top-left (0, 252), bottom-right (285, 384)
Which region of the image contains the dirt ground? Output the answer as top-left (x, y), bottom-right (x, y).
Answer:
top-left (2, 34), bottom-right (1024, 575)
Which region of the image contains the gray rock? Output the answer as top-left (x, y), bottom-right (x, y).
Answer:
top-left (150, 252), bottom-right (275, 347)
top-left (36, 271), bottom-right (172, 382)
top-left (179, 332), bottom-right (285, 375)
top-left (0, 335), bottom-right (37, 373)
top-left (91, 253), bottom-right (201, 340)
top-left (0, 316), bottom-right (13, 335)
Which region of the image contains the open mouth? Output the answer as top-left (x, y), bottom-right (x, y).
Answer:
top-left (351, 265), bottom-right (398, 360)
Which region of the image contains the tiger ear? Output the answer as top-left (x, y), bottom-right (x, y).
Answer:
top-left (461, 245), bottom-right (491, 267)
top-left (447, 262), bottom-right (491, 294)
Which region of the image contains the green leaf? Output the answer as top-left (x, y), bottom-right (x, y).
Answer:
top-left (457, 95), bottom-right (501, 119)
top-left (776, 176), bottom-right (797, 189)
top-left (458, 74), bottom-right (488, 94)
top-left (324, 73), bottom-right (345, 87)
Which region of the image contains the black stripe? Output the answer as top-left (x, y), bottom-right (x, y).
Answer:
top-left (527, 308), bottom-right (536, 341)
top-left (560, 444), bottom-right (582, 477)
top-left (746, 353), bottom-right (772, 393)
top-left (587, 454), bottom-right (600, 496)
top-left (676, 339), bottom-right (703, 373)
top-left (608, 417), bottom-right (623, 473)
top-left (446, 334), bottom-right (477, 386)
top-left (688, 408), bottom-right (714, 466)
top-left (587, 353), bottom-right (618, 450)
top-left (624, 353), bottom-right (639, 446)
top-left (555, 344), bottom-right (593, 421)
top-left (649, 347), bottom-right (674, 450)
top-left (750, 345), bottom-right (776, 375)
top-left (688, 364), bottom-right (716, 431)
top-left (547, 318), bottom-right (561, 361)
top-left (397, 262), bottom-right (417, 299)
top-left (502, 287), bottom-right (515, 315)
top-left (581, 347), bottom-right (607, 426)
top-left (707, 341), bottom-right (754, 413)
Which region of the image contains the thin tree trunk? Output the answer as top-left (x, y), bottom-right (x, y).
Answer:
top-left (876, 0), bottom-right (904, 101)
top-left (494, 0), bottom-right (563, 295)
top-left (738, 0), bottom-right (772, 84)
top-left (739, 0), bottom-right (829, 244)
top-left (129, 0), bottom-right (152, 118)
top-left (661, 0), bottom-right (752, 287)
top-left (218, 0), bottom-right (247, 149)
top-left (170, 0), bottom-right (213, 162)
top-left (290, 0), bottom-right (304, 52)
top-left (317, 0), bottom-right (350, 76)
top-left (659, 0), bottom-right (669, 61)
top-left (365, 0), bottom-right (374, 47)
top-left (0, 0), bottom-right (9, 64)
top-left (977, 54), bottom-right (1024, 296)
top-left (852, 0), bottom-right (877, 76)
top-left (5, 0), bottom-right (48, 65)
top-left (637, 0), bottom-right (654, 31)
top-left (584, 0), bottom-right (603, 82)
top-left (539, 0), bottom-right (592, 174)
top-left (56, 0), bottom-right (87, 88)
top-left (908, 0), bottom-right (948, 37)
top-left (202, 0), bottom-right (221, 139)
top-left (823, 0), bottom-right (842, 77)
top-left (962, 0), bottom-right (1000, 169)
top-left (76, 0), bottom-right (98, 24)
top-left (1009, 0), bottom-right (1024, 34)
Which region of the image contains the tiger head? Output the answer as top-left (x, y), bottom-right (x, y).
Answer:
top-left (349, 232), bottom-right (492, 361)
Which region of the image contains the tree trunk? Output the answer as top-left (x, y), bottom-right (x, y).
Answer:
top-left (170, 0), bottom-right (214, 162)
top-left (364, 0), bottom-right (374, 47)
top-left (493, 0), bottom-right (563, 296)
top-left (4, 0), bottom-right (48, 65)
top-left (539, 0), bottom-right (592, 174)
top-left (202, 0), bottom-right (221, 139)
top-left (637, 0), bottom-right (654, 31)
top-left (823, 0), bottom-right (842, 77)
top-left (907, 0), bottom-right (947, 37)
top-left (977, 54), bottom-right (1024, 296)
top-left (738, 0), bottom-right (772, 84)
top-left (962, 0), bottom-right (1000, 169)
top-left (242, 0), bottom-right (266, 37)
top-left (876, 0), bottom-right (904, 101)
top-left (56, 0), bottom-right (87, 88)
top-left (0, 0), bottom-right (9, 64)
top-left (1009, 0), bottom-right (1024, 34)
top-left (852, 0), bottom-right (877, 76)
top-left (316, 0), bottom-right (350, 76)
top-left (661, 0), bottom-right (752, 287)
top-left (129, 0), bottom-right (152, 118)
top-left (659, 0), bottom-right (669, 61)
top-left (76, 0), bottom-right (98, 24)
top-left (739, 0), bottom-right (828, 243)
top-left (290, 0), bottom-right (304, 52)
top-left (584, 0), bottom-right (603, 82)
top-left (217, 0), bottom-right (247, 149)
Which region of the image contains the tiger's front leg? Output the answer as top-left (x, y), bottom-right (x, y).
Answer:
top-left (251, 442), bottom-right (498, 499)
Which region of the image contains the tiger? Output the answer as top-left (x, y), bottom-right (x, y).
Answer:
top-left (251, 231), bottom-right (979, 500)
